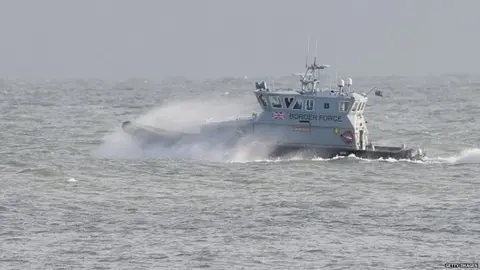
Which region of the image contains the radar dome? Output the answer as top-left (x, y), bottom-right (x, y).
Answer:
top-left (346, 78), bottom-right (352, 86)
top-left (337, 79), bottom-right (345, 88)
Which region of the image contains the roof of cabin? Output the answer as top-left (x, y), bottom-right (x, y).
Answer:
top-left (255, 88), bottom-right (367, 101)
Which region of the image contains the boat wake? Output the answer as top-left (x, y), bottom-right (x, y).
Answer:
top-left (427, 148), bottom-right (480, 165)
top-left (234, 148), bottom-right (480, 165)
top-left (92, 97), bottom-right (275, 162)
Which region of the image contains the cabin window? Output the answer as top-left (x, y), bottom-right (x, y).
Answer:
top-left (284, 97), bottom-right (295, 108)
top-left (258, 94), bottom-right (267, 107)
top-left (351, 102), bottom-right (358, 112)
top-left (292, 100), bottom-right (303, 110)
top-left (324, 103), bottom-right (330, 109)
top-left (269, 95), bottom-right (282, 108)
top-left (305, 99), bottom-right (314, 111)
top-left (360, 102), bottom-right (366, 111)
top-left (339, 101), bottom-right (351, 112)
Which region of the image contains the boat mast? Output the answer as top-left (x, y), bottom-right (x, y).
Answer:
top-left (300, 57), bottom-right (329, 93)
top-left (298, 36), bottom-right (329, 93)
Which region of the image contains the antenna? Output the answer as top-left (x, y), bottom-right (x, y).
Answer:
top-left (315, 36), bottom-right (319, 82)
top-left (306, 36), bottom-right (311, 68)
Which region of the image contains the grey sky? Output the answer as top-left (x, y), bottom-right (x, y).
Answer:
top-left (1, 0), bottom-right (478, 79)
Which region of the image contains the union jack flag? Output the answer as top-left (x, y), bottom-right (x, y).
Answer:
top-left (272, 112), bottom-right (285, 119)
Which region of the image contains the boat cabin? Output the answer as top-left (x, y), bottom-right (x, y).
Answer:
top-left (250, 58), bottom-right (371, 151)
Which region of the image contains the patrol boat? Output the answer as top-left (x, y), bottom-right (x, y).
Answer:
top-left (121, 58), bottom-right (426, 160)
